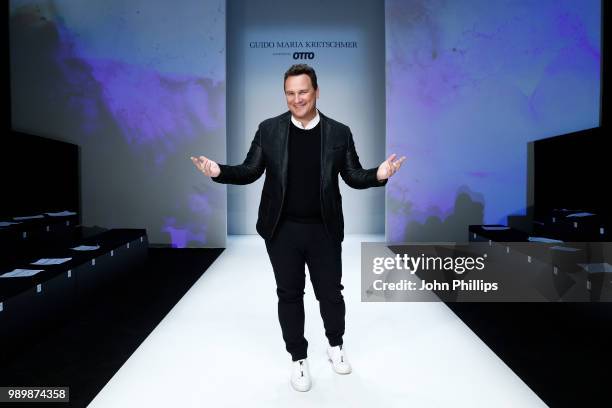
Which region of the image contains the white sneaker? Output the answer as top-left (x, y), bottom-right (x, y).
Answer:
top-left (327, 345), bottom-right (352, 374)
top-left (290, 358), bottom-right (312, 392)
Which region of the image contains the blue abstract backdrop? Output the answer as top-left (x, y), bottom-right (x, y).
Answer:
top-left (385, 0), bottom-right (601, 242)
top-left (10, 0), bottom-right (227, 247)
top-left (9, 0), bottom-right (602, 245)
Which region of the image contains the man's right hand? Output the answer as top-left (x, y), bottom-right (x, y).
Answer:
top-left (190, 155), bottom-right (221, 177)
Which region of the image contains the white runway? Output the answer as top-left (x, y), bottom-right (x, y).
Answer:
top-left (89, 235), bottom-right (545, 408)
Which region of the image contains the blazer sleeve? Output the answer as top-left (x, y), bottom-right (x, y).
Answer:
top-left (340, 128), bottom-right (387, 189)
top-left (212, 127), bottom-right (265, 185)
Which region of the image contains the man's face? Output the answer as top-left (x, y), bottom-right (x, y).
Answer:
top-left (284, 74), bottom-right (319, 122)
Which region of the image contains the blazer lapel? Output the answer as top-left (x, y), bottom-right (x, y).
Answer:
top-left (319, 111), bottom-right (330, 180)
top-left (279, 112), bottom-right (291, 194)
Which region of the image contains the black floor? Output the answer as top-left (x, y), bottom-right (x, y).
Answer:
top-left (448, 303), bottom-right (612, 408)
top-left (0, 247), bottom-right (223, 408)
top-left (2, 248), bottom-right (611, 408)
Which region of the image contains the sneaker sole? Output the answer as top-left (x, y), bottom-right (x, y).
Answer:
top-left (291, 382), bottom-right (312, 392)
top-left (327, 357), bottom-right (352, 375)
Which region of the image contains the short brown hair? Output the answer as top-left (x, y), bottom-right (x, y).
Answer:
top-left (284, 64), bottom-right (318, 90)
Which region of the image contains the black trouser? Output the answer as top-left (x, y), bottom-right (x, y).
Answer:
top-left (264, 219), bottom-right (345, 361)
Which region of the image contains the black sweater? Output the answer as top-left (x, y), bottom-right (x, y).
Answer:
top-left (282, 122), bottom-right (322, 223)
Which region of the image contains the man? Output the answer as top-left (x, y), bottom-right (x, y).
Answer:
top-left (191, 64), bottom-right (405, 392)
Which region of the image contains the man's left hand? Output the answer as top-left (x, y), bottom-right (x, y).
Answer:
top-left (376, 153), bottom-right (406, 181)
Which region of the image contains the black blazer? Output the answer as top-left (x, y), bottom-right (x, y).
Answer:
top-left (212, 111), bottom-right (386, 242)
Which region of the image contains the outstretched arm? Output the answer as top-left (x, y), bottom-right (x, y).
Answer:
top-left (191, 155), bottom-right (221, 177)
top-left (340, 130), bottom-right (405, 189)
top-left (190, 128), bottom-right (265, 185)
top-left (376, 153), bottom-right (406, 182)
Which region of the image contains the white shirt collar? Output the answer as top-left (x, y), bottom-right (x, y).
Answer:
top-left (291, 110), bottom-right (320, 130)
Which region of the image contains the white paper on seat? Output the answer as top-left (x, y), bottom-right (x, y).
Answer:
top-left (578, 263), bottom-right (612, 273)
top-left (45, 211), bottom-right (77, 217)
top-left (528, 236), bottom-right (564, 243)
top-left (13, 215), bottom-right (44, 220)
top-left (0, 269), bottom-right (45, 278)
top-left (0, 221), bottom-right (21, 227)
top-left (30, 257), bottom-right (72, 265)
top-left (565, 212), bottom-right (595, 218)
top-left (549, 246), bottom-right (581, 252)
top-left (71, 244), bottom-right (100, 251)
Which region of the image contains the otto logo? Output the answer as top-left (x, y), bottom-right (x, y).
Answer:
top-left (293, 52), bottom-right (315, 60)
